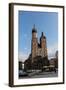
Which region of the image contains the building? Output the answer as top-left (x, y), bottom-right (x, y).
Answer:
top-left (32, 25), bottom-right (48, 62)
top-left (24, 25), bottom-right (48, 70)
top-left (49, 51), bottom-right (58, 68)
top-left (49, 58), bottom-right (55, 66)
top-left (19, 61), bottom-right (22, 70)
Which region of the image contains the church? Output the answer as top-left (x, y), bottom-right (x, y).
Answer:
top-left (24, 25), bottom-right (49, 70)
top-left (32, 25), bottom-right (48, 63)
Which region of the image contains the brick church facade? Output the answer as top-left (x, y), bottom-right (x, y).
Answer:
top-left (24, 25), bottom-right (49, 70)
top-left (32, 25), bottom-right (48, 63)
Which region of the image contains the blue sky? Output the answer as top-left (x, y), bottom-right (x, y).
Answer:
top-left (18, 11), bottom-right (58, 61)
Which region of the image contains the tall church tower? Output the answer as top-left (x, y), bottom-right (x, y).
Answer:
top-left (31, 25), bottom-right (38, 62)
top-left (40, 32), bottom-right (48, 57)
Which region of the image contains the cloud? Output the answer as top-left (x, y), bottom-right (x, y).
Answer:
top-left (18, 52), bottom-right (30, 62)
top-left (47, 43), bottom-right (58, 59)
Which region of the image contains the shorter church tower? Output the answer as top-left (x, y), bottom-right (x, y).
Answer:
top-left (40, 32), bottom-right (48, 57)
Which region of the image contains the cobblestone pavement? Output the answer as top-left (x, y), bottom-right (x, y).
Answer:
top-left (29, 71), bottom-right (58, 78)
top-left (19, 70), bottom-right (58, 79)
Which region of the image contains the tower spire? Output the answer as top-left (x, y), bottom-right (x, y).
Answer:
top-left (33, 24), bottom-right (35, 30)
top-left (34, 24), bottom-right (35, 29)
top-left (32, 24), bottom-right (37, 33)
top-left (42, 32), bottom-right (44, 37)
top-left (41, 32), bottom-right (45, 38)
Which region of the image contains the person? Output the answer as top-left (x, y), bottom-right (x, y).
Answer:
top-left (54, 67), bottom-right (56, 73)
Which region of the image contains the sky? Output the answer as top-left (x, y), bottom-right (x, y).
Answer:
top-left (18, 11), bottom-right (58, 62)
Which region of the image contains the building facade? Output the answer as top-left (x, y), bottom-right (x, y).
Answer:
top-left (32, 25), bottom-right (48, 63)
top-left (24, 25), bottom-right (48, 70)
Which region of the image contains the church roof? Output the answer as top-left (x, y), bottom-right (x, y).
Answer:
top-left (32, 24), bottom-right (37, 33)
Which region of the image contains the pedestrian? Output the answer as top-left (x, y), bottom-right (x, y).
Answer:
top-left (54, 68), bottom-right (56, 73)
